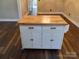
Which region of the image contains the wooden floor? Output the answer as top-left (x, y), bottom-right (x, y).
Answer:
top-left (0, 15), bottom-right (79, 59)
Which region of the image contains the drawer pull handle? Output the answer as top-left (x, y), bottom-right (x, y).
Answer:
top-left (50, 27), bottom-right (56, 29)
top-left (28, 27), bottom-right (34, 29)
top-left (50, 40), bottom-right (54, 41)
top-left (30, 39), bottom-right (34, 41)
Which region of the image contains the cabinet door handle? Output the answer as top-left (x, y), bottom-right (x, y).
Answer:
top-left (28, 27), bottom-right (34, 29)
top-left (30, 39), bottom-right (34, 41)
top-left (50, 39), bottom-right (54, 41)
top-left (50, 27), bottom-right (56, 29)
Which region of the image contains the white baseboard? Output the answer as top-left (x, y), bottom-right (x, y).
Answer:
top-left (0, 19), bottom-right (19, 21)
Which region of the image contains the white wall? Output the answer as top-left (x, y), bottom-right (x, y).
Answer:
top-left (38, 0), bottom-right (63, 12)
top-left (63, 0), bottom-right (79, 27)
top-left (0, 0), bottom-right (19, 19)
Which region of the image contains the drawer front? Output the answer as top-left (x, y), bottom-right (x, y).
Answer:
top-left (20, 25), bottom-right (42, 48)
top-left (43, 25), bottom-right (64, 30)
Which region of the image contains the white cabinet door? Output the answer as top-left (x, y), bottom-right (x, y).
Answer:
top-left (20, 25), bottom-right (41, 49)
top-left (32, 26), bottom-right (41, 48)
top-left (50, 30), bottom-right (64, 49)
top-left (42, 26), bottom-right (54, 49)
top-left (42, 26), bottom-right (64, 49)
top-left (20, 26), bottom-right (33, 48)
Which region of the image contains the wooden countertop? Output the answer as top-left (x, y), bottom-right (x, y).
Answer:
top-left (18, 15), bottom-right (68, 25)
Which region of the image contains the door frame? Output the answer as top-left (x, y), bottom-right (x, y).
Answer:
top-left (17, 0), bottom-right (22, 19)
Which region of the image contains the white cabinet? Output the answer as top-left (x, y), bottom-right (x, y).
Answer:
top-left (20, 25), bottom-right (41, 49)
top-left (20, 25), bottom-right (67, 49)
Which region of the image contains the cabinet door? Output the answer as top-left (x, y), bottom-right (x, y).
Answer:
top-left (32, 26), bottom-right (41, 48)
top-left (20, 25), bottom-right (41, 49)
top-left (20, 26), bottom-right (33, 48)
top-left (42, 26), bottom-right (53, 48)
top-left (50, 30), bottom-right (64, 49)
top-left (42, 26), bottom-right (64, 49)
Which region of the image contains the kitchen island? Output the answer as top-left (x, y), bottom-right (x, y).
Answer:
top-left (18, 15), bottom-right (69, 49)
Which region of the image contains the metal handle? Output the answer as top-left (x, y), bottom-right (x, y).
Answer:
top-left (28, 27), bottom-right (34, 29)
top-left (50, 39), bottom-right (54, 41)
top-left (30, 39), bottom-right (34, 41)
top-left (50, 27), bottom-right (56, 29)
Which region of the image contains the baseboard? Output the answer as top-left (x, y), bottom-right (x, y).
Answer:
top-left (0, 19), bottom-right (19, 22)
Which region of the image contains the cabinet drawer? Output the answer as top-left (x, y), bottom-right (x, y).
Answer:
top-left (20, 25), bottom-right (41, 32)
top-left (43, 26), bottom-right (64, 30)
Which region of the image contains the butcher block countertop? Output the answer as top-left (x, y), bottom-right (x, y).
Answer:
top-left (18, 15), bottom-right (68, 25)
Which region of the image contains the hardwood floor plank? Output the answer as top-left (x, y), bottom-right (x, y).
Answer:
top-left (59, 51), bottom-right (63, 59)
top-left (45, 50), bottom-right (49, 59)
top-left (2, 30), bottom-right (18, 54)
top-left (0, 47), bottom-right (4, 54)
